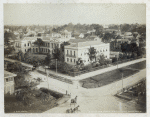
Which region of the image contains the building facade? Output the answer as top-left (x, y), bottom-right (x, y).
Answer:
top-left (14, 30), bottom-right (74, 56)
top-left (4, 70), bottom-right (16, 95)
top-left (64, 37), bottom-right (110, 66)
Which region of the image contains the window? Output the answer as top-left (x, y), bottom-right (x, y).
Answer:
top-left (52, 43), bottom-right (53, 48)
top-left (28, 43), bottom-right (29, 46)
top-left (74, 59), bottom-right (75, 63)
top-left (67, 50), bottom-right (68, 55)
top-left (71, 59), bottom-right (72, 62)
top-left (36, 48), bottom-right (38, 52)
top-left (33, 48), bottom-right (35, 52)
top-left (74, 51), bottom-right (75, 56)
top-left (106, 49), bottom-right (107, 51)
top-left (6, 78), bottom-right (8, 82)
top-left (46, 49), bottom-right (47, 52)
top-left (70, 51), bottom-right (72, 56)
top-left (24, 44), bottom-right (26, 47)
top-left (25, 49), bottom-right (26, 52)
top-left (67, 58), bottom-right (69, 62)
top-left (48, 43), bottom-right (49, 47)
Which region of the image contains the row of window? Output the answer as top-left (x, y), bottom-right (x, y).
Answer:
top-left (16, 43), bottom-right (20, 47)
top-left (67, 50), bottom-right (76, 56)
top-left (5, 77), bottom-right (14, 83)
top-left (67, 58), bottom-right (76, 63)
top-left (24, 43), bottom-right (30, 47)
top-left (32, 48), bottom-right (50, 53)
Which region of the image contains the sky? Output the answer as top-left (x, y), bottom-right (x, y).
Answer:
top-left (4, 4), bottom-right (146, 25)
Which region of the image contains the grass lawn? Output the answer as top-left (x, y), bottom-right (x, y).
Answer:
top-left (79, 61), bottom-right (146, 89)
top-left (124, 60), bottom-right (146, 70)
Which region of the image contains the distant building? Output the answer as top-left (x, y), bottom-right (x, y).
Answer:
top-left (14, 31), bottom-right (74, 57)
top-left (60, 30), bottom-right (72, 39)
top-left (124, 32), bottom-right (133, 39)
top-left (64, 37), bottom-right (110, 65)
top-left (4, 70), bottom-right (16, 94)
top-left (14, 37), bottom-right (37, 53)
top-left (52, 32), bottom-right (61, 38)
top-left (79, 33), bottom-right (84, 38)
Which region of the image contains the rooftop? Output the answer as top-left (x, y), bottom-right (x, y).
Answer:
top-left (22, 37), bottom-right (38, 41)
top-left (66, 38), bottom-right (106, 48)
top-left (124, 32), bottom-right (132, 36)
top-left (4, 70), bottom-right (17, 79)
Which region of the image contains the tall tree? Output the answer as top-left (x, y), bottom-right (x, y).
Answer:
top-left (53, 46), bottom-right (60, 60)
top-left (60, 42), bottom-right (70, 52)
top-left (76, 58), bottom-right (84, 69)
top-left (103, 32), bottom-right (113, 42)
top-left (88, 47), bottom-right (97, 62)
top-left (34, 38), bottom-right (45, 53)
top-left (45, 53), bottom-right (51, 67)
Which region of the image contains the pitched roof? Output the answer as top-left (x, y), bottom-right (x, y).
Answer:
top-left (4, 70), bottom-right (17, 79)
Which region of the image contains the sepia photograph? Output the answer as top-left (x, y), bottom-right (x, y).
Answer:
top-left (3, 3), bottom-right (146, 113)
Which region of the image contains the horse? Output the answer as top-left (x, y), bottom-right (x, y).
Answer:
top-left (70, 96), bottom-right (77, 107)
top-left (66, 108), bottom-right (73, 113)
top-left (73, 105), bottom-right (80, 113)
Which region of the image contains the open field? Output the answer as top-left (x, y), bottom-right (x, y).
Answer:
top-left (79, 61), bottom-right (146, 88)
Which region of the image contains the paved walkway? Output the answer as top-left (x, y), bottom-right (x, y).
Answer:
top-left (44, 69), bottom-right (146, 113)
top-left (42, 58), bottom-right (146, 81)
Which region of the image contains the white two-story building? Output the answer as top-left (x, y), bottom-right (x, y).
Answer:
top-left (64, 37), bottom-right (110, 66)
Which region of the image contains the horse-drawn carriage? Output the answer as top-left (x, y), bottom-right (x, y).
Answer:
top-left (66, 96), bottom-right (80, 113)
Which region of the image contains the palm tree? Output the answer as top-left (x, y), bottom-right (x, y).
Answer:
top-left (34, 38), bottom-right (45, 54)
top-left (88, 47), bottom-right (97, 62)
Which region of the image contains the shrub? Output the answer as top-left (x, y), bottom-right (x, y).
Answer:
top-left (40, 88), bottom-right (63, 99)
top-left (92, 62), bottom-right (97, 68)
top-left (84, 65), bottom-right (92, 71)
top-left (105, 59), bottom-right (112, 64)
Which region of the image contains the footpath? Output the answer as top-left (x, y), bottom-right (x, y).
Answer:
top-left (39, 58), bottom-right (146, 81)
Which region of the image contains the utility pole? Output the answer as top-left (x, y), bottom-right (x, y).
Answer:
top-left (122, 73), bottom-right (123, 92)
top-left (47, 70), bottom-right (49, 89)
top-left (56, 59), bottom-right (57, 74)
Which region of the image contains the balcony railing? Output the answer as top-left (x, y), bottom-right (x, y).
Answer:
top-left (66, 54), bottom-right (76, 58)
